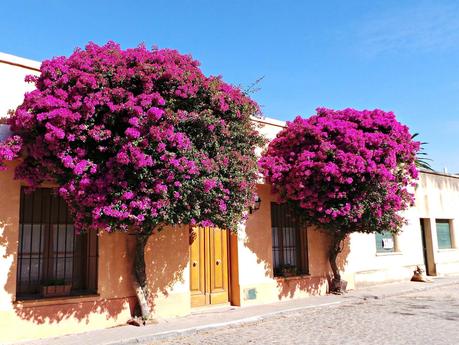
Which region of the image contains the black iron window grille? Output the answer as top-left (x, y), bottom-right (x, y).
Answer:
top-left (271, 202), bottom-right (308, 277)
top-left (16, 187), bottom-right (98, 299)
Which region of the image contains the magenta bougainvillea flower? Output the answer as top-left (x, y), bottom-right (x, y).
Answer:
top-left (0, 135), bottom-right (22, 170)
top-left (259, 108), bottom-right (420, 234)
top-left (2, 41), bottom-right (264, 233)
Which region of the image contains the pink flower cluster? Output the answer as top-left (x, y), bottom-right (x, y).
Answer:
top-left (4, 41), bottom-right (263, 233)
top-left (259, 108), bottom-right (420, 233)
top-left (0, 135), bottom-right (22, 170)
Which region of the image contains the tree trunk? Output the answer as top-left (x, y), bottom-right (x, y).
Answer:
top-left (133, 234), bottom-right (151, 320)
top-left (328, 232), bottom-right (346, 293)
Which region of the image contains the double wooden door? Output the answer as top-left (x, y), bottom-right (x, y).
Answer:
top-left (190, 227), bottom-right (229, 307)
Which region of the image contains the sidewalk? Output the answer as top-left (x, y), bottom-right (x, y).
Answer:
top-left (15, 275), bottom-right (459, 345)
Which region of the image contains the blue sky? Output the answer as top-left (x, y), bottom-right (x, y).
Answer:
top-left (2, 0), bottom-right (459, 172)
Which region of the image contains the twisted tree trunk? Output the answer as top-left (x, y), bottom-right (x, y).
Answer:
top-left (133, 233), bottom-right (151, 320)
top-left (328, 232), bottom-right (346, 293)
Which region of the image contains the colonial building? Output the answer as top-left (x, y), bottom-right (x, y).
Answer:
top-left (1, 53), bottom-right (458, 343)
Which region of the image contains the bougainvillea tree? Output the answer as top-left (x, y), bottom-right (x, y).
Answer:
top-left (259, 108), bottom-right (420, 291)
top-left (0, 42), bottom-right (264, 317)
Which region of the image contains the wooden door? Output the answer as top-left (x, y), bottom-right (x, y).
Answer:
top-left (190, 227), bottom-right (207, 307)
top-left (190, 227), bottom-right (229, 307)
top-left (208, 227), bottom-right (229, 304)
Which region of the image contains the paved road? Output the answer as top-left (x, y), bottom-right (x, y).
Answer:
top-left (155, 285), bottom-right (459, 345)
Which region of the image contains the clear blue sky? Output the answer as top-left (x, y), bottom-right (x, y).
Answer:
top-left (2, 0), bottom-right (459, 172)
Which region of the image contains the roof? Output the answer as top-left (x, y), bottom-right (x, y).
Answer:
top-left (420, 169), bottom-right (459, 180)
top-left (251, 116), bottom-right (286, 128)
top-left (0, 52), bottom-right (41, 71)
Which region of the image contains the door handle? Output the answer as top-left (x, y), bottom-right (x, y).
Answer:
top-left (192, 261), bottom-right (198, 267)
top-left (216, 259), bottom-right (221, 266)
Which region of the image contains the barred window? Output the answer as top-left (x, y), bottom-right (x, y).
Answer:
top-left (271, 203), bottom-right (308, 277)
top-left (16, 188), bottom-right (98, 299)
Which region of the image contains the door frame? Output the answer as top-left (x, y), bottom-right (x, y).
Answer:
top-left (228, 231), bottom-right (240, 306)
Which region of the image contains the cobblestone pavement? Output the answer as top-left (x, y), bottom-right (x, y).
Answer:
top-left (154, 285), bottom-right (459, 345)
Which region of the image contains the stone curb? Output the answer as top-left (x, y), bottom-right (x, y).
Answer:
top-left (103, 277), bottom-right (459, 345)
top-left (15, 277), bottom-right (459, 345)
top-left (103, 301), bottom-right (344, 345)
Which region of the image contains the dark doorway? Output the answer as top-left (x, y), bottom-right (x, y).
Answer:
top-left (420, 218), bottom-right (435, 276)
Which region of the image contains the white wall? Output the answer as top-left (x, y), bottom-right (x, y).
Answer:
top-left (0, 53), bottom-right (40, 118)
top-left (416, 172), bottom-right (459, 275)
top-left (347, 171), bottom-right (459, 286)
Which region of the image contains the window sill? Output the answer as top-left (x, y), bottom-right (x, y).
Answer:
top-left (375, 251), bottom-right (402, 256)
top-left (275, 274), bottom-right (311, 282)
top-left (437, 248), bottom-right (458, 252)
top-left (14, 293), bottom-right (100, 307)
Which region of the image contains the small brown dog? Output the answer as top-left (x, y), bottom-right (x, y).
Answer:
top-left (411, 265), bottom-right (431, 282)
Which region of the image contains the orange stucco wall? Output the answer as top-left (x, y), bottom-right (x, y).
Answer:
top-left (143, 225), bottom-right (190, 319)
top-left (0, 161), bottom-right (134, 342)
top-left (235, 184), bottom-right (343, 306)
top-left (0, 162), bottom-right (191, 343)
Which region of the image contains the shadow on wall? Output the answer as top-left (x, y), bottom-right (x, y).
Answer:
top-left (4, 224), bottom-right (187, 326)
top-left (337, 233), bottom-right (351, 281)
top-left (243, 185), bottom-right (275, 279)
top-left (1, 217), bottom-right (17, 304)
top-left (243, 184), bottom-right (351, 300)
top-left (7, 230), bottom-right (135, 326)
top-left (13, 297), bottom-right (133, 326)
top-left (275, 276), bottom-right (325, 300)
top-left (275, 230), bottom-right (351, 300)
top-left (144, 226), bottom-right (188, 312)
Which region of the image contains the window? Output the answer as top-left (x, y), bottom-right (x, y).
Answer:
top-left (271, 203), bottom-right (308, 277)
top-left (16, 188), bottom-right (98, 299)
top-left (436, 219), bottom-right (453, 249)
top-left (375, 231), bottom-right (396, 253)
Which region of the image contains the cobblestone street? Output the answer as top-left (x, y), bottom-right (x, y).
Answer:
top-left (155, 285), bottom-right (459, 345)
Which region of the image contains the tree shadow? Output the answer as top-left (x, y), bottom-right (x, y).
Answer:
top-left (275, 274), bottom-right (326, 299)
top-left (337, 233), bottom-right (351, 282)
top-left (2, 222), bottom-right (187, 332)
top-left (0, 168), bottom-right (132, 328)
top-left (243, 184), bottom-right (351, 300)
top-left (275, 230), bottom-right (351, 299)
top-left (1, 216), bottom-right (18, 308)
top-left (12, 296), bottom-right (134, 325)
top-left (8, 231), bottom-right (136, 326)
top-left (243, 184), bottom-right (275, 278)
top-left (144, 225), bottom-right (188, 315)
